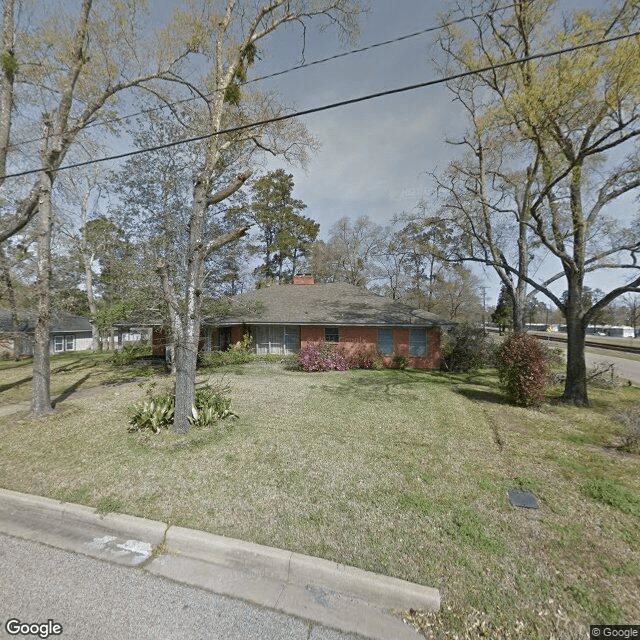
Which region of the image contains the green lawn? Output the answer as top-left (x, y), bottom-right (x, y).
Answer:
top-left (1, 355), bottom-right (639, 638)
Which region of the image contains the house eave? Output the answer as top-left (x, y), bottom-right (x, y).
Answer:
top-left (213, 319), bottom-right (444, 328)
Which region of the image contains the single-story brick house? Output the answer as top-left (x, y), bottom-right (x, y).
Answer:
top-left (209, 276), bottom-right (448, 369)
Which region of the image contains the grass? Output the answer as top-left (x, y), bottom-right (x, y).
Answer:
top-left (0, 350), bottom-right (165, 406)
top-left (1, 354), bottom-right (639, 638)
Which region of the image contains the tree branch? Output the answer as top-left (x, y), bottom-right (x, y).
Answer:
top-left (207, 169), bottom-right (252, 206)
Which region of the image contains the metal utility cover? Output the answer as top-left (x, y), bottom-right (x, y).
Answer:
top-left (508, 488), bottom-right (540, 509)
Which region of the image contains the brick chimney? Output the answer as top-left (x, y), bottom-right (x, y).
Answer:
top-left (293, 275), bottom-right (315, 285)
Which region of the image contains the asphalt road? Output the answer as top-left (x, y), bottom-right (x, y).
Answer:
top-left (0, 534), bottom-right (360, 640)
top-left (584, 349), bottom-right (640, 385)
top-left (548, 345), bottom-right (640, 386)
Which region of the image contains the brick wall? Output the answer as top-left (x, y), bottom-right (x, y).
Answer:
top-left (300, 325), bottom-right (442, 369)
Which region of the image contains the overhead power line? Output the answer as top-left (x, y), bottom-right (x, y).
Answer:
top-left (3, 29), bottom-right (638, 181)
top-left (6, 3), bottom-right (519, 151)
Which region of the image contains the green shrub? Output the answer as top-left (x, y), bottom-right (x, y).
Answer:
top-left (188, 387), bottom-right (237, 428)
top-left (111, 342), bottom-right (153, 366)
top-left (199, 349), bottom-right (252, 368)
top-left (199, 332), bottom-right (254, 369)
top-left (392, 354), bottom-right (407, 369)
top-left (440, 324), bottom-right (491, 372)
top-left (128, 392), bottom-right (175, 433)
top-left (128, 385), bottom-right (236, 433)
top-left (494, 332), bottom-right (550, 407)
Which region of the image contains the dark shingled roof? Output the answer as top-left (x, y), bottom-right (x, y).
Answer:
top-left (50, 314), bottom-right (92, 333)
top-left (0, 308), bottom-right (34, 334)
top-left (215, 283), bottom-right (446, 327)
top-left (0, 309), bottom-right (91, 334)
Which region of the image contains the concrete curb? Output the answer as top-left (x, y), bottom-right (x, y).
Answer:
top-left (0, 488), bottom-right (440, 640)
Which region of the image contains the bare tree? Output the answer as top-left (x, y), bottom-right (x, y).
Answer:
top-left (436, 0), bottom-right (640, 405)
top-left (152, 0), bottom-right (363, 433)
top-left (316, 215), bottom-right (386, 287)
top-left (1, 0), bottom-right (198, 415)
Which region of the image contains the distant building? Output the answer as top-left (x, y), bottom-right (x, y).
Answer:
top-left (0, 309), bottom-right (93, 357)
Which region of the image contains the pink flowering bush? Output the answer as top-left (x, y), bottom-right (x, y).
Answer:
top-left (347, 339), bottom-right (386, 370)
top-left (298, 340), bottom-right (350, 372)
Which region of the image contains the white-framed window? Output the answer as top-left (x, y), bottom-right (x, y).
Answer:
top-left (377, 328), bottom-right (394, 355)
top-left (409, 329), bottom-right (427, 357)
top-left (65, 334), bottom-right (75, 351)
top-left (253, 325), bottom-right (299, 355)
top-left (324, 326), bottom-right (339, 342)
top-left (53, 335), bottom-right (64, 352)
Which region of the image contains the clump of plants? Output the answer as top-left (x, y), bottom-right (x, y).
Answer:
top-left (298, 340), bottom-right (349, 372)
top-left (128, 391), bottom-right (175, 433)
top-left (494, 332), bottom-right (550, 407)
top-left (392, 354), bottom-right (407, 369)
top-left (199, 333), bottom-right (253, 368)
top-left (440, 323), bottom-right (491, 372)
top-left (347, 339), bottom-right (386, 370)
top-left (188, 386), bottom-right (237, 428)
top-left (111, 342), bottom-right (153, 366)
top-left (128, 381), bottom-right (236, 433)
top-left (617, 407), bottom-right (640, 454)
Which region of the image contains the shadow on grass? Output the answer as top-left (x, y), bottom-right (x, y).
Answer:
top-left (0, 374), bottom-right (33, 393)
top-left (455, 387), bottom-right (508, 406)
top-left (51, 358), bottom-right (93, 374)
top-left (0, 358), bottom-right (96, 394)
top-left (128, 427), bottom-right (231, 453)
top-left (52, 373), bottom-right (92, 407)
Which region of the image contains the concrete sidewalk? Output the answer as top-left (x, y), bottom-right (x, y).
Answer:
top-left (0, 488), bottom-right (439, 640)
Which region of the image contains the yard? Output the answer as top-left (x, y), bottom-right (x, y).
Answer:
top-left (1, 354), bottom-right (639, 638)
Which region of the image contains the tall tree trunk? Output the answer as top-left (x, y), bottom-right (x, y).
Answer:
top-left (562, 282), bottom-right (589, 406)
top-left (82, 251), bottom-right (100, 351)
top-left (171, 178), bottom-right (207, 433)
top-left (173, 336), bottom-right (198, 434)
top-left (0, 0), bottom-right (15, 186)
top-left (31, 163), bottom-right (54, 416)
top-left (512, 286), bottom-right (527, 334)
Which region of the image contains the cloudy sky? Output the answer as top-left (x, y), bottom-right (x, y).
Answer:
top-left (256, 0), bottom-right (456, 231)
top-left (237, 0), bottom-right (636, 307)
top-left (36, 0), bottom-right (629, 308)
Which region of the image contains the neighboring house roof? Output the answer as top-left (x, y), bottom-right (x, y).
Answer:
top-left (214, 283), bottom-right (447, 327)
top-left (0, 308), bottom-right (91, 335)
top-left (50, 313), bottom-right (92, 333)
top-left (0, 308), bottom-right (35, 334)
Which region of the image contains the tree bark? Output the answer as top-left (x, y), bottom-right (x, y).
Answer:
top-left (562, 280), bottom-right (589, 406)
top-left (79, 246), bottom-right (100, 351)
top-left (0, 0), bottom-right (15, 186)
top-left (31, 156), bottom-right (54, 416)
top-left (173, 335), bottom-right (198, 434)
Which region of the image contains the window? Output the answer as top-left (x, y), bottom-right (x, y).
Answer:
top-left (377, 328), bottom-right (394, 355)
top-left (283, 326), bottom-right (299, 354)
top-left (53, 336), bottom-right (64, 352)
top-left (65, 334), bottom-right (75, 351)
top-left (325, 326), bottom-right (339, 342)
top-left (409, 329), bottom-right (427, 357)
top-left (253, 325), bottom-right (299, 355)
